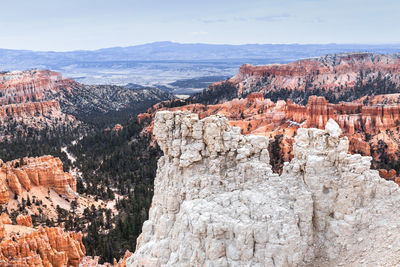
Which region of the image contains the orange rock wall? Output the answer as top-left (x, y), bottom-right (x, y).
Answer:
top-left (0, 100), bottom-right (61, 118)
top-left (139, 94), bottom-right (400, 177)
top-left (16, 214), bottom-right (33, 227)
top-left (225, 53), bottom-right (400, 97)
top-left (0, 156), bottom-right (76, 203)
top-left (0, 221), bottom-right (85, 266)
top-left (0, 70), bottom-right (75, 105)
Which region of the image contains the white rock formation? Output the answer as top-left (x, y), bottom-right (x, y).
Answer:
top-left (128, 112), bottom-right (400, 266)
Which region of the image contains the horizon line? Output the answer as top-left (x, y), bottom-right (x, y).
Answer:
top-left (0, 41), bottom-right (399, 53)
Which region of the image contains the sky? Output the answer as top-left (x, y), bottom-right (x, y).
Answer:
top-left (0, 0), bottom-right (399, 51)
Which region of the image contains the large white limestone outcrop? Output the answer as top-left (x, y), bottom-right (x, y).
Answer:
top-left (128, 112), bottom-right (400, 266)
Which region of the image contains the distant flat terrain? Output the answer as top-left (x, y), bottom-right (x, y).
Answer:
top-left (0, 42), bottom-right (399, 94)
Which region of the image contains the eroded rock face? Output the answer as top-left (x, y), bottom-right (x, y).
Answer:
top-left (0, 222), bottom-right (86, 267)
top-left (0, 69), bottom-right (173, 116)
top-left (198, 53), bottom-right (400, 104)
top-left (0, 100), bottom-right (60, 118)
top-left (0, 69), bottom-right (173, 142)
top-left (16, 214), bottom-right (33, 227)
top-left (81, 250), bottom-right (133, 267)
top-left (0, 70), bottom-right (64, 105)
top-left (0, 155), bottom-right (77, 203)
top-left (128, 111), bottom-right (400, 266)
top-left (139, 94), bottom-right (400, 174)
top-left (284, 120), bottom-right (400, 265)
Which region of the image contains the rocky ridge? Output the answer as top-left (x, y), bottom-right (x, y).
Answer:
top-left (0, 213), bottom-right (85, 266)
top-left (16, 214), bottom-right (33, 227)
top-left (0, 69), bottom-right (173, 141)
top-left (193, 53), bottom-right (400, 104)
top-left (0, 69), bottom-right (173, 116)
top-left (139, 93), bottom-right (400, 177)
top-left (0, 155), bottom-right (77, 204)
top-left (0, 100), bottom-right (80, 142)
top-left (128, 111), bottom-right (400, 266)
top-left (0, 100), bottom-right (60, 118)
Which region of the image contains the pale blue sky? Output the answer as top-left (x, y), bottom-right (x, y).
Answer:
top-left (0, 0), bottom-right (398, 51)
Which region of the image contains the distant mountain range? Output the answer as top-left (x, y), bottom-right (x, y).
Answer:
top-left (1, 42), bottom-right (399, 89)
top-left (0, 42), bottom-right (399, 69)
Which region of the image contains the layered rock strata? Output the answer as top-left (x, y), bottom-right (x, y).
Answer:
top-left (0, 69), bottom-right (173, 116)
top-left (0, 100), bottom-right (60, 118)
top-left (197, 53), bottom-right (400, 104)
top-left (0, 69), bottom-right (173, 141)
top-left (128, 111), bottom-right (400, 266)
top-left (141, 94), bottom-right (400, 137)
top-left (0, 70), bottom-right (65, 105)
top-left (139, 94), bottom-right (400, 175)
top-left (0, 156), bottom-right (77, 203)
top-left (0, 213), bottom-right (85, 267)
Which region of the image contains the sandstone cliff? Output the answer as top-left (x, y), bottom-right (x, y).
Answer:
top-left (192, 53), bottom-right (400, 104)
top-left (0, 70), bottom-right (65, 105)
top-left (0, 69), bottom-right (173, 116)
top-left (128, 111), bottom-right (400, 266)
top-left (0, 155), bottom-right (77, 203)
top-left (139, 94), bottom-right (400, 175)
top-left (0, 100), bottom-right (81, 142)
top-left (0, 100), bottom-right (60, 118)
top-left (16, 214), bottom-right (33, 227)
top-left (0, 69), bottom-right (174, 142)
top-left (0, 213), bottom-right (85, 267)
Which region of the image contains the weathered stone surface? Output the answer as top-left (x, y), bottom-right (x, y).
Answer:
top-left (0, 69), bottom-right (173, 117)
top-left (13, 168), bottom-right (31, 191)
top-left (6, 170), bottom-right (22, 196)
top-left (0, 70), bottom-right (64, 105)
top-left (128, 111), bottom-right (400, 266)
top-left (16, 214), bottom-right (33, 227)
top-left (0, 172), bottom-right (9, 204)
top-left (139, 93), bottom-right (400, 174)
top-left (208, 53), bottom-right (400, 103)
top-left (0, 100), bottom-right (61, 118)
top-left (0, 156), bottom-right (77, 201)
top-left (0, 223), bottom-right (85, 267)
top-left (81, 250), bottom-right (132, 267)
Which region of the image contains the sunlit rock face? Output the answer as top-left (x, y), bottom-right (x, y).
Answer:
top-left (128, 111), bottom-right (400, 266)
top-left (209, 53), bottom-right (400, 103)
top-left (0, 155), bottom-right (77, 204)
top-left (0, 213), bottom-right (85, 267)
top-left (139, 93), bottom-right (400, 176)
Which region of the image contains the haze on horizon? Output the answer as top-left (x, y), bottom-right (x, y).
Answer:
top-left (1, 0), bottom-right (399, 52)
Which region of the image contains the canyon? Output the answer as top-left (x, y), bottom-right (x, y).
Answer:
top-left (193, 53), bottom-right (400, 104)
top-left (0, 154), bottom-right (133, 266)
top-left (0, 70), bottom-right (173, 115)
top-left (128, 111), bottom-right (400, 266)
top-left (139, 53), bottom-right (400, 181)
top-left (0, 69), bottom-right (176, 263)
top-left (139, 93), bottom-right (400, 180)
top-left (3, 53), bottom-right (400, 265)
top-left (0, 69), bottom-right (173, 142)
